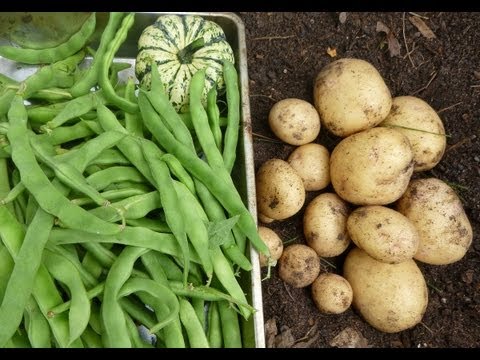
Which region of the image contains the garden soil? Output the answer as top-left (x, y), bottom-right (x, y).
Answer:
top-left (238, 12), bottom-right (480, 348)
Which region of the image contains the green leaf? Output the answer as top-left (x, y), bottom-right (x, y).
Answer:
top-left (205, 215), bottom-right (240, 249)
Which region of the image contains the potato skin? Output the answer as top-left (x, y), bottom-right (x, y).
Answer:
top-left (396, 178), bottom-right (473, 265)
top-left (313, 58), bottom-right (392, 137)
top-left (311, 273), bottom-right (353, 314)
top-left (347, 206), bottom-right (419, 264)
top-left (303, 193), bottom-right (350, 257)
top-left (278, 244), bottom-right (320, 288)
top-left (258, 226), bottom-right (284, 267)
top-left (287, 143), bottom-right (330, 191)
top-left (268, 98), bottom-right (321, 145)
top-left (380, 96), bottom-right (446, 172)
top-left (330, 127), bottom-right (414, 205)
top-left (256, 159), bottom-right (305, 220)
top-left (343, 247), bottom-right (428, 333)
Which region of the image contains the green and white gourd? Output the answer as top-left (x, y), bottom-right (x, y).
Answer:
top-left (135, 14), bottom-right (235, 113)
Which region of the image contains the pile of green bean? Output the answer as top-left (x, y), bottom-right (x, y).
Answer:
top-left (0, 12), bottom-right (270, 348)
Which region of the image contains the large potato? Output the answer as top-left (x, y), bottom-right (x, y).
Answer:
top-left (396, 178), bottom-right (473, 265)
top-left (287, 143), bottom-right (330, 191)
top-left (380, 96), bottom-right (446, 172)
top-left (278, 244), bottom-right (320, 288)
top-left (343, 247), bottom-right (428, 333)
top-left (256, 159), bottom-right (305, 220)
top-left (313, 58), bottom-right (392, 137)
top-left (330, 127), bottom-right (414, 205)
top-left (268, 98), bottom-right (321, 145)
top-left (303, 193), bottom-right (350, 257)
top-left (347, 206), bottom-right (419, 264)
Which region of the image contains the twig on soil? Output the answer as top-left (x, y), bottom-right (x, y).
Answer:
top-left (283, 235), bottom-right (300, 246)
top-left (402, 12), bottom-right (416, 69)
top-left (408, 12), bottom-right (429, 20)
top-left (427, 281), bottom-right (443, 294)
top-left (420, 322), bottom-right (435, 335)
top-left (402, 41), bottom-right (417, 60)
top-left (411, 71), bottom-right (437, 95)
top-left (283, 282), bottom-right (296, 302)
top-left (437, 101), bottom-right (463, 114)
top-left (251, 35), bottom-right (295, 41)
top-left (471, 84), bottom-right (480, 88)
top-left (250, 94), bottom-right (278, 102)
top-left (252, 132), bottom-right (283, 144)
top-left (445, 134), bottom-right (476, 153)
top-left (320, 258), bottom-right (337, 270)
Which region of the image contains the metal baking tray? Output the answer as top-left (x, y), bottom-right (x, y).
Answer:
top-left (0, 12), bottom-right (265, 348)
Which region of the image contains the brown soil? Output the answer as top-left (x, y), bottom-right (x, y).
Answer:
top-left (238, 12), bottom-right (480, 348)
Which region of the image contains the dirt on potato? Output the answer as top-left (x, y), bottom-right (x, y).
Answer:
top-left (238, 12), bottom-right (480, 348)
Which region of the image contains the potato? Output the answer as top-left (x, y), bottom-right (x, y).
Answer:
top-left (347, 206), bottom-right (419, 264)
top-left (258, 213), bottom-right (275, 224)
top-left (268, 98), bottom-right (321, 145)
top-left (313, 58), bottom-right (392, 137)
top-left (287, 143), bottom-right (330, 191)
top-left (396, 178), bottom-right (473, 265)
top-left (278, 244), bottom-right (320, 288)
top-left (258, 226), bottom-right (284, 267)
top-left (311, 273), bottom-right (353, 314)
top-left (330, 127), bottom-right (414, 205)
top-left (380, 96), bottom-right (446, 172)
top-left (256, 159), bottom-right (305, 220)
top-left (343, 247), bottom-right (428, 333)
top-left (303, 193), bottom-right (350, 257)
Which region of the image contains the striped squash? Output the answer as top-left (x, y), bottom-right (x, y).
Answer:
top-left (135, 15), bottom-right (235, 112)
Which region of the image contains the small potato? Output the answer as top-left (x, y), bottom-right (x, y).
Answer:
top-left (313, 58), bottom-right (392, 137)
top-left (268, 98), bottom-right (321, 145)
top-left (347, 206), bottom-right (419, 264)
top-left (278, 244), bottom-right (320, 288)
top-left (258, 213), bottom-right (275, 224)
top-left (258, 226), bottom-right (284, 267)
top-left (311, 273), bottom-right (353, 314)
top-left (396, 178), bottom-right (473, 265)
top-left (380, 96), bottom-right (446, 172)
top-left (287, 143), bottom-right (330, 191)
top-left (256, 159), bottom-right (305, 220)
top-left (343, 247), bottom-right (428, 333)
top-left (330, 127), bottom-right (414, 205)
top-left (303, 193), bottom-right (350, 257)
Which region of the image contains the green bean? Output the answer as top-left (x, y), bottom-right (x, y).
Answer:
top-left (29, 133), bottom-right (110, 207)
top-left (71, 187), bottom-right (149, 207)
top-left (99, 12), bottom-right (138, 114)
top-left (41, 90), bottom-right (106, 132)
top-left (0, 245), bottom-right (14, 302)
top-left (80, 325), bottom-right (103, 348)
top-left (81, 252), bottom-right (104, 281)
top-left (87, 301), bottom-right (103, 335)
top-left (178, 297), bottom-right (210, 348)
top-left (125, 312), bottom-right (154, 348)
top-left (44, 121), bottom-right (96, 146)
top-left (70, 12), bottom-right (126, 97)
top-left (109, 62), bottom-right (132, 87)
top-left (7, 95), bottom-right (121, 235)
top-left (120, 297), bottom-right (157, 332)
top-left (4, 329), bottom-right (31, 348)
top-left (101, 246), bottom-right (149, 347)
top-left (86, 166), bottom-right (146, 191)
top-left (124, 77), bottom-right (143, 137)
top-left (24, 297), bottom-right (52, 348)
top-left (87, 148), bottom-right (130, 167)
top-left (125, 218), bottom-right (171, 233)
top-left (207, 302), bottom-right (223, 348)
top-left (12, 200), bottom-right (25, 224)
top-left (49, 282), bottom-right (105, 316)
top-left (0, 158), bottom-right (14, 214)
top-left (192, 297), bottom-right (206, 331)
top-left (0, 89), bottom-right (15, 118)
top-left (0, 12), bottom-right (96, 65)
top-left (141, 140), bottom-right (190, 285)
top-left (28, 87), bottom-right (73, 102)
top-left (18, 50), bottom-right (85, 99)
top-left (222, 60), bottom-right (241, 173)
top-left (97, 104), bottom-right (154, 184)
top-left (49, 227), bottom-right (197, 264)
top-left (0, 207), bottom-right (54, 347)
top-left (218, 300), bottom-right (242, 348)
top-left (26, 102), bottom-right (68, 124)
top-left (80, 242), bottom-right (117, 269)
top-left (119, 277), bottom-right (180, 333)
top-left (206, 87), bottom-right (223, 151)
top-left (138, 92), bottom-right (270, 258)
top-left (161, 153), bottom-right (196, 195)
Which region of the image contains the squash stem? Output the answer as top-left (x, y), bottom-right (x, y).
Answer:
top-left (177, 38), bottom-right (205, 64)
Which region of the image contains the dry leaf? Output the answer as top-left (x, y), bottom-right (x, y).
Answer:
top-left (274, 326), bottom-right (296, 348)
top-left (339, 12), bottom-right (347, 24)
top-left (376, 21), bottom-right (401, 57)
top-left (474, 70), bottom-right (480, 80)
top-left (327, 47), bottom-right (337, 57)
top-left (329, 327), bottom-right (370, 348)
top-left (265, 318), bottom-right (278, 348)
top-left (409, 16), bottom-right (436, 39)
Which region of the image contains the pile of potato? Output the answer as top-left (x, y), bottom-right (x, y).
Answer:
top-left (256, 58), bottom-right (473, 333)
